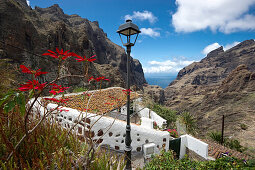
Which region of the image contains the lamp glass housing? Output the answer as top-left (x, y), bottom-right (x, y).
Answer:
top-left (117, 19), bottom-right (140, 46)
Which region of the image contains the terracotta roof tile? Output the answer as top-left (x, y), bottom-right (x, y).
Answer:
top-left (202, 139), bottom-right (251, 160)
top-left (42, 87), bottom-right (140, 115)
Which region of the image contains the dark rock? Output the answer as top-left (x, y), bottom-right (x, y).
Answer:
top-left (143, 84), bottom-right (165, 104)
top-left (0, 0), bottom-right (146, 90)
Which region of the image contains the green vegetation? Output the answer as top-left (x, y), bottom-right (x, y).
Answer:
top-left (225, 139), bottom-right (246, 153)
top-left (72, 86), bottom-right (88, 93)
top-left (145, 98), bottom-right (197, 135)
top-left (240, 123), bottom-right (248, 130)
top-left (178, 111), bottom-right (197, 135)
top-left (0, 59), bottom-right (16, 97)
top-left (150, 104), bottom-right (177, 128)
top-left (209, 131), bottom-right (246, 153)
top-left (145, 150), bottom-right (255, 169)
top-left (209, 131), bottom-right (223, 144)
top-left (0, 47), bottom-right (125, 169)
top-left (0, 91), bottom-right (125, 169)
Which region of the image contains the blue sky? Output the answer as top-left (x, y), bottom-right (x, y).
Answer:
top-left (28, 0), bottom-right (255, 76)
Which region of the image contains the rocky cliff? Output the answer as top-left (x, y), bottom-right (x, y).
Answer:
top-left (164, 40), bottom-right (255, 155)
top-left (165, 39), bottom-right (255, 102)
top-left (0, 0), bottom-right (146, 90)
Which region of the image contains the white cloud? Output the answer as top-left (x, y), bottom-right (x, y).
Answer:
top-left (26, 0), bottom-right (30, 6)
top-left (202, 41), bottom-right (241, 55)
top-left (143, 59), bottom-right (195, 73)
top-left (125, 11), bottom-right (157, 24)
top-left (140, 28), bottom-right (160, 38)
top-left (172, 0), bottom-right (255, 33)
top-left (224, 41), bottom-right (240, 50)
top-left (202, 43), bottom-right (221, 55)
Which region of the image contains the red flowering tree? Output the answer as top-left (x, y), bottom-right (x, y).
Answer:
top-left (73, 54), bottom-right (96, 78)
top-left (0, 47), bottom-right (111, 164)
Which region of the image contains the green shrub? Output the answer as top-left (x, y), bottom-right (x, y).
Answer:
top-left (209, 131), bottom-right (223, 144)
top-left (225, 138), bottom-right (246, 153)
top-left (145, 150), bottom-right (254, 169)
top-left (150, 104), bottom-right (177, 128)
top-left (208, 131), bottom-right (246, 152)
top-left (179, 112), bottom-right (197, 134)
top-left (0, 96), bottom-right (125, 169)
top-left (0, 59), bottom-right (16, 97)
top-left (240, 123), bottom-right (248, 130)
top-left (72, 87), bottom-right (88, 93)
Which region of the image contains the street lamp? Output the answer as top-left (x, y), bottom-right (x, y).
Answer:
top-left (117, 19), bottom-right (140, 170)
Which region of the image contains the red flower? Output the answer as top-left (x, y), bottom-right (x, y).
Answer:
top-left (88, 76), bottom-right (95, 82)
top-left (122, 89), bottom-right (132, 95)
top-left (42, 48), bottom-right (76, 60)
top-left (36, 82), bottom-right (47, 91)
top-left (18, 80), bottom-right (46, 91)
top-left (108, 96), bottom-right (121, 101)
top-left (88, 76), bottom-right (109, 82)
top-left (20, 65), bottom-right (48, 78)
top-left (74, 55), bottom-right (96, 62)
top-left (105, 102), bottom-right (114, 105)
top-left (95, 76), bottom-right (109, 82)
top-left (57, 107), bottom-right (69, 112)
top-left (44, 97), bottom-right (69, 104)
top-left (49, 83), bottom-right (69, 95)
top-left (82, 92), bottom-right (91, 96)
top-left (44, 98), bottom-right (58, 102)
top-left (167, 129), bottom-right (178, 138)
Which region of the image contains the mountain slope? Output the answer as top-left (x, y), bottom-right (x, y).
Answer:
top-left (164, 40), bottom-right (255, 155)
top-left (0, 0), bottom-right (146, 89)
top-left (165, 39), bottom-right (255, 102)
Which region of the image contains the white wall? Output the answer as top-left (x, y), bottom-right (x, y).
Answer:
top-left (141, 117), bottom-right (154, 129)
top-left (180, 134), bottom-right (208, 159)
top-left (30, 96), bottom-right (171, 154)
top-left (135, 105), bottom-right (167, 128)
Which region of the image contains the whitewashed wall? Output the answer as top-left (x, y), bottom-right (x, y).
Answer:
top-left (30, 96), bottom-right (171, 153)
top-left (140, 117), bottom-right (154, 129)
top-left (135, 105), bottom-right (167, 128)
top-left (180, 134), bottom-right (208, 159)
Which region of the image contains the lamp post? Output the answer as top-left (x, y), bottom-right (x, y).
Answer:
top-left (117, 19), bottom-right (140, 170)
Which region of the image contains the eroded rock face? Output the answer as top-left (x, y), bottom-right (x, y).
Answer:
top-left (164, 40), bottom-right (255, 155)
top-left (165, 40), bottom-right (255, 102)
top-left (0, 0), bottom-right (146, 89)
top-left (143, 84), bottom-right (165, 104)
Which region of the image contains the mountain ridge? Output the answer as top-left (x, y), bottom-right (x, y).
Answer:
top-left (164, 39), bottom-right (255, 155)
top-left (0, 0), bottom-right (146, 90)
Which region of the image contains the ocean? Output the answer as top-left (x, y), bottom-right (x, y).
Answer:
top-left (145, 75), bottom-right (176, 89)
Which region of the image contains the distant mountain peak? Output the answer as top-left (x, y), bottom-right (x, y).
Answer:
top-left (0, 0), bottom-right (146, 89)
top-left (207, 46), bottom-right (224, 58)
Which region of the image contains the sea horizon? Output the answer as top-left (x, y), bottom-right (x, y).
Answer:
top-left (145, 74), bottom-right (177, 89)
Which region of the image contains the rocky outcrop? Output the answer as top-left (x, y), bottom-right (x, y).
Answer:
top-left (164, 40), bottom-right (255, 156)
top-left (0, 0), bottom-right (146, 90)
top-left (165, 40), bottom-right (255, 101)
top-left (143, 84), bottom-right (165, 104)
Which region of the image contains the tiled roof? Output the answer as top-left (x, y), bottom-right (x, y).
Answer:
top-left (203, 139), bottom-right (251, 160)
top-left (43, 87), bottom-right (140, 115)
